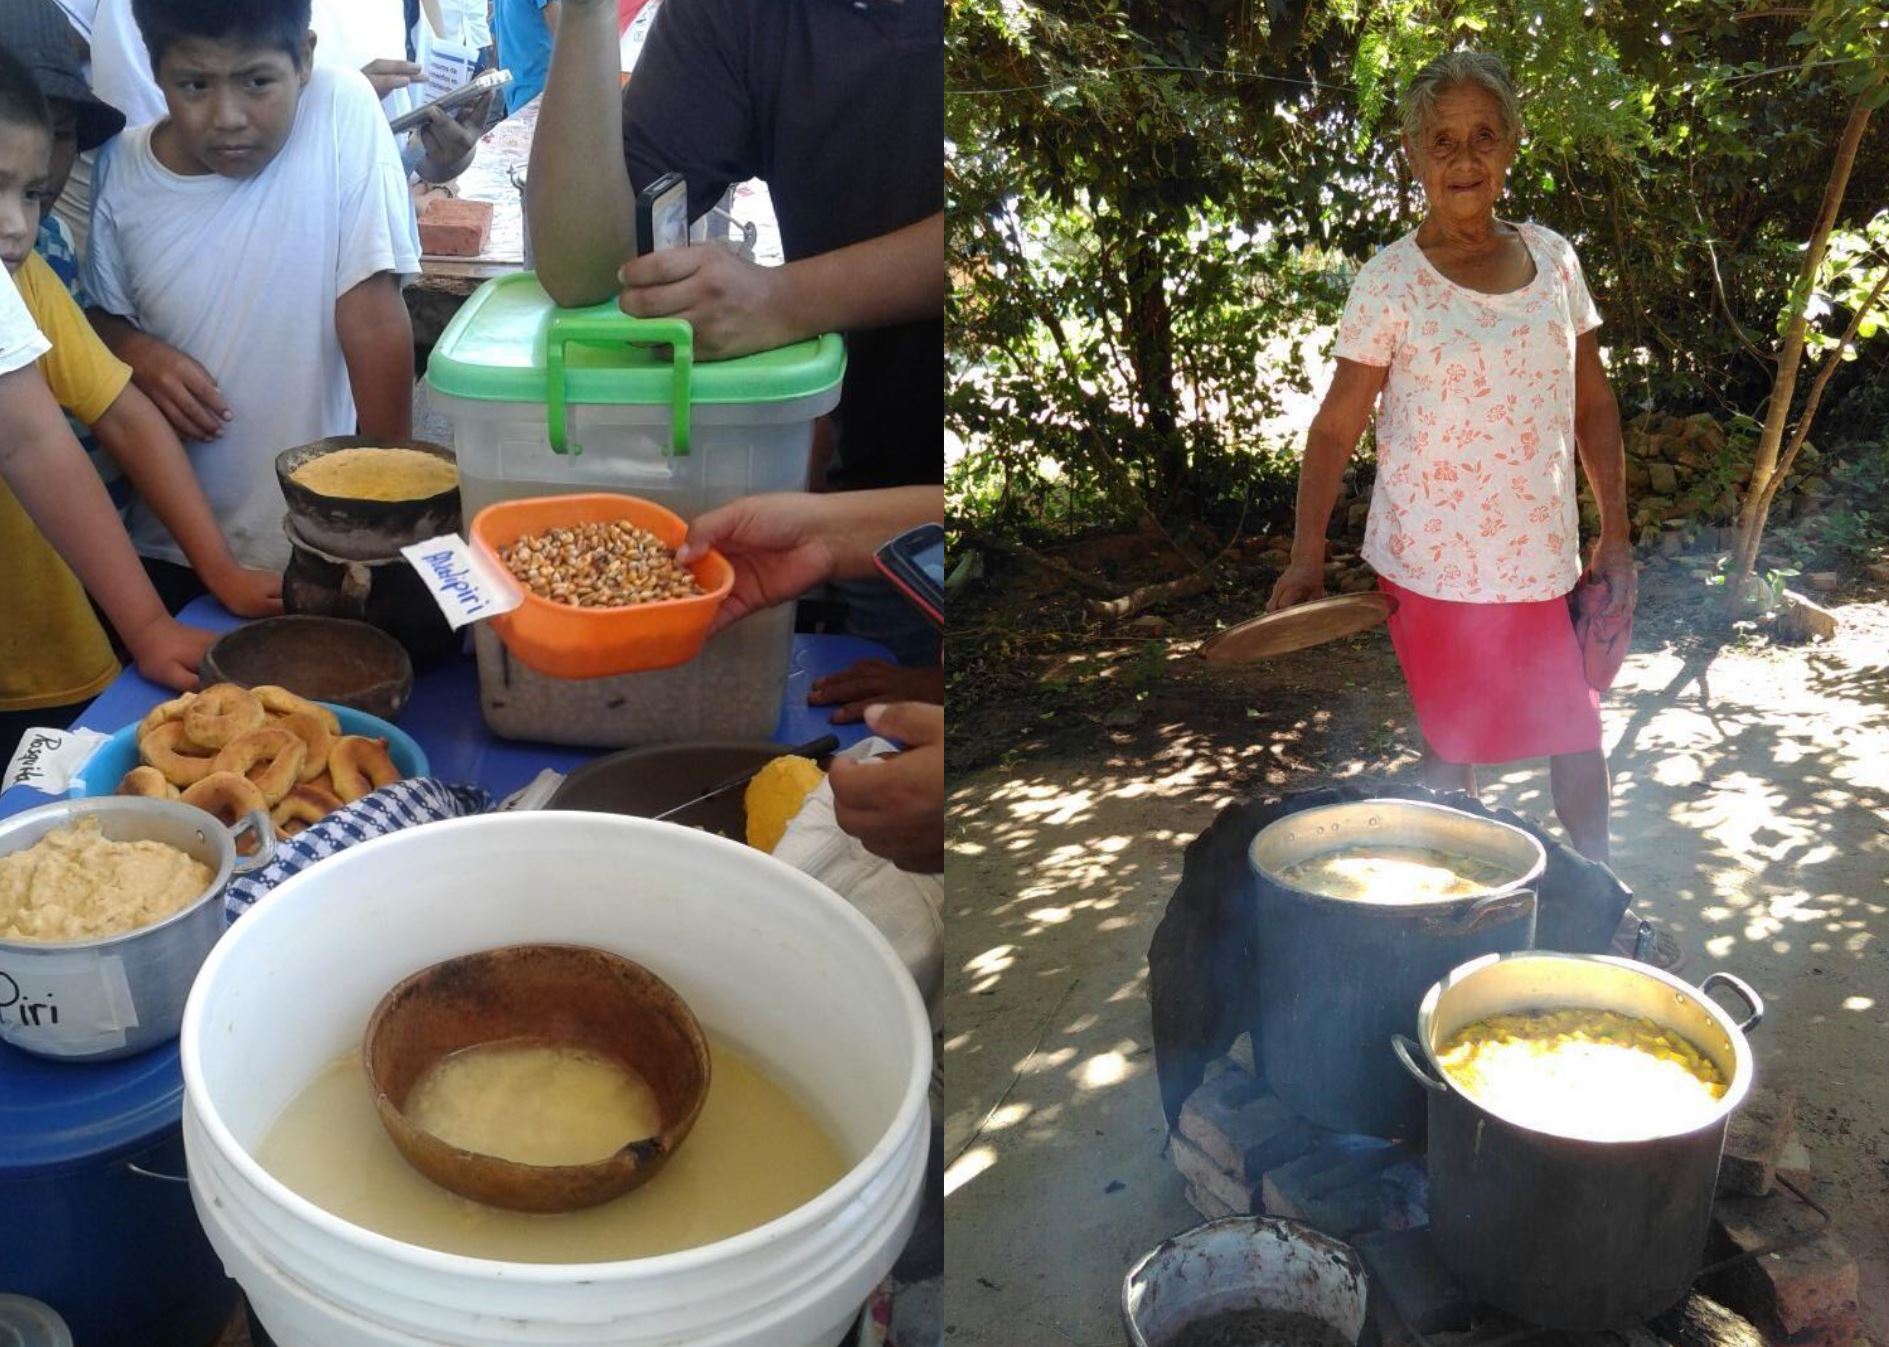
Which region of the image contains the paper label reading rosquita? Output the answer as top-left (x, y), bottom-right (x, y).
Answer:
top-left (2, 726), bottom-right (111, 795)
top-left (401, 534), bottom-right (524, 631)
top-left (0, 953), bottom-right (139, 1056)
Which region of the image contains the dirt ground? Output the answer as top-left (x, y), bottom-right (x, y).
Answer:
top-left (942, 558), bottom-right (1889, 1346)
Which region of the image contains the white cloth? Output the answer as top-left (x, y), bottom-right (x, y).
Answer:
top-left (81, 0), bottom-right (168, 128)
top-left (83, 66), bottom-right (421, 571)
top-left (311, 0), bottom-right (423, 120)
top-left (772, 737), bottom-right (945, 1022)
top-left (50, 0), bottom-right (96, 39)
top-left (0, 266), bottom-right (52, 376)
top-left (1335, 220), bottom-right (1602, 604)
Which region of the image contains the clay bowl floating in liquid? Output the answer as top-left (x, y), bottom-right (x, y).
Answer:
top-left (276, 436), bottom-right (462, 562)
top-left (201, 615), bottom-right (415, 721)
top-left (362, 943), bottom-right (712, 1214)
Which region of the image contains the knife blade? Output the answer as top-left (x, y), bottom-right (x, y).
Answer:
top-left (649, 734), bottom-right (841, 823)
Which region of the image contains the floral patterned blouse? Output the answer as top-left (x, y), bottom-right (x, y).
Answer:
top-left (1334, 220), bottom-right (1602, 603)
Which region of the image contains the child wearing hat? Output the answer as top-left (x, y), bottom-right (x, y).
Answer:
top-left (0, 36), bottom-right (280, 763)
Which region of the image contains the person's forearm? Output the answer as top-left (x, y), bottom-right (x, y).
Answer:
top-left (336, 275), bottom-right (415, 440)
top-left (822, 485), bottom-right (943, 579)
top-left (90, 387), bottom-right (245, 590)
top-left (1577, 397), bottom-right (1630, 542)
top-left (0, 370), bottom-right (170, 651)
top-left (772, 215), bottom-right (944, 340)
top-left (88, 308), bottom-right (143, 360)
top-left (530, 0), bottom-right (636, 306)
top-left (1289, 422), bottom-right (1355, 565)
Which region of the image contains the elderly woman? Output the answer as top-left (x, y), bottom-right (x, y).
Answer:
top-left (1269, 52), bottom-right (1653, 946)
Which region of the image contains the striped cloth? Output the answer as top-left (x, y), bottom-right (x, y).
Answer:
top-left (226, 778), bottom-right (492, 921)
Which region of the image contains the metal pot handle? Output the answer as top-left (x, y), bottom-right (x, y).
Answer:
top-left (1391, 1033), bottom-right (1448, 1094)
top-left (1420, 887), bottom-right (1536, 937)
top-left (1701, 971), bottom-right (1764, 1032)
top-left (229, 809), bottom-right (278, 875)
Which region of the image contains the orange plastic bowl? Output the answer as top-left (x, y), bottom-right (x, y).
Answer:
top-left (469, 493), bottom-right (733, 680)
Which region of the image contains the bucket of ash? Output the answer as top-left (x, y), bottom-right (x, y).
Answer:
top-left (1121, 1216), bottom-right (1368, 1347)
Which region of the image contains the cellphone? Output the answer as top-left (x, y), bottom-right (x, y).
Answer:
top-left (636, 172), bottom-right (690, 258)
top-left (387, 68), bottom-right (512, 135)
top-left (873, 525), bottom-right (945, 629)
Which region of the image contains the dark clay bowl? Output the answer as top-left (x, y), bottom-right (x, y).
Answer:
top-left (201, 616), bottom-right (415, 720)
top-left (276, 436), bottom-right (461, 562)
top-left (547, 742), bottom-right (832, 842)
top-left (363, 943), bottom-right (712, 1214)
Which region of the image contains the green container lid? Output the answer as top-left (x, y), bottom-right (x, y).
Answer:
top-left (425, 272), bottom-right (846, 456)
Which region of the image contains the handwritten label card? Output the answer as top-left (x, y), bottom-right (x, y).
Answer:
top-left (0, 953), bottom-right (140, 1057)
top-left (400, 535), bottom-right (524, 631)
top-left (3, 726), bottom-right (111, 796)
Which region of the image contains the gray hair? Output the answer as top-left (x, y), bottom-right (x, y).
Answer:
top-left (1401, 51), bottom-right (1522, 146)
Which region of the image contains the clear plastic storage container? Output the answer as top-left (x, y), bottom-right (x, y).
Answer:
top-left (424, 276), bottom-right (845, 746)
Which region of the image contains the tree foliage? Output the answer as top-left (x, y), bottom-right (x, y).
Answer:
top-left (947, 0), bottom-right (1889, 546)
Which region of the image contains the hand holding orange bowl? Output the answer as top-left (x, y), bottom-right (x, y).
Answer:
top-left (469, 494), bottom-right (734, 681)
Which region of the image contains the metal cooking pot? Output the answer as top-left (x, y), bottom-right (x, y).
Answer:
top-left (1393, 951), bottom-right (1762, 1330)
top-left (0, 798), bottom-right (272, 1061)
top-left (1248, 799), bottom-right (1544, 1139)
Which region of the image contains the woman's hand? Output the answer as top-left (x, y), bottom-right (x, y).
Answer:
top-left (1586, 536), bottom-right (1637, 617)
top-left (1266, 559), bottom-right (1327, 612)
top-left (677, 494), bottom-right (840, 633)
top-left (829, 702), bottom-right (944, 874)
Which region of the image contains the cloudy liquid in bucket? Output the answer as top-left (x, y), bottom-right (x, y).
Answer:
top-left (256, 1039), bottom-right (847, 1262)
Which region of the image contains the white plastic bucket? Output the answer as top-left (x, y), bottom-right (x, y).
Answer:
top-left (180, 812), bottom-right (931, 1347)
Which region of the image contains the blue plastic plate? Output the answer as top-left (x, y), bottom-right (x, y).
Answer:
top-left (69, 703), bottom-right (429, 799)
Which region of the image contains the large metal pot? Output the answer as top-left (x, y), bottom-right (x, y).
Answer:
top-left (1393, 951), bottom-right (1762, 1330)
top-left (1249, 799), bottom-right (1544, 1138)
top-left (0, 798), bottom-right (272, 1061)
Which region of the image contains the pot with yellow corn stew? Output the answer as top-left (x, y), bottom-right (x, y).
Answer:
top-left (1394, 951), bottom-right (1763, 1331)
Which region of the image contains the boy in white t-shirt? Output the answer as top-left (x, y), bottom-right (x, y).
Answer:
top-left (81, 0), bottom-right (420, 593)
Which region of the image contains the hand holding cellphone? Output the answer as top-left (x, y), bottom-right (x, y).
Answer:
top-left (873, 525), bottom-right (945, 629)
top-left (636, 172), bottom-right (690, 257)
top-left (388, 68), bottom-right (512, 135)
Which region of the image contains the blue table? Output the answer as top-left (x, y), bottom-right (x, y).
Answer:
top-left (0, 597), bottom-right (887, 821)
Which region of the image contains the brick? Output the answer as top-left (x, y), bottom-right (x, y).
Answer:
top-left (1261, 1138), bottom-right (1405, 1236)
top-left (1176, 1070), bottom-right (1316, 1184)
top-left (1183, 1181), bottom-right (1238, 1222)
top-left (1354, 1227), bottom-right (1474, 1336)
top-left (1718, 1087), bottom-right (1797, 1197)
top-left (1227, 1032), bottom-right (1257, 1076)
top-left (1776, 1137), bottom-right (1812, 1191)
top-left (1650, 1293), bottom-right (1768, 1347)
top-left (1169, 1131), bottom-right (1258, 1216)
top-left (1706, 1193), bottom-right (1859, 1346)
top-left (418, 197), bottom-right (494, 257)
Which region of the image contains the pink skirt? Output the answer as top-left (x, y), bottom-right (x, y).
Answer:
top-left (1379, 577), bottom-right (1602, 765)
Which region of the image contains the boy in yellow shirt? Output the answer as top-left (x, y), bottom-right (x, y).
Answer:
top-left (0, 41), bottom-right (278, 761)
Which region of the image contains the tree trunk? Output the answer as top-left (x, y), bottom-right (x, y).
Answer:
top-left (1124, 240), bottom-right (1185, 503)
top-left (1726, 87), bottom-right (1878, 613)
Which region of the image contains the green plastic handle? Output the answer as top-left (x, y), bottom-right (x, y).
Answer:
top-left (541, 312), bottom-right (694, 457)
